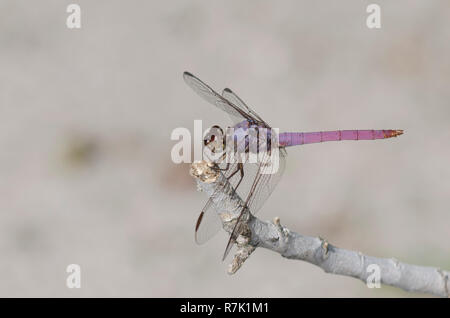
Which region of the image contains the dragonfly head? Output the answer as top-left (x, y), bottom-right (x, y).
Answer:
top-left (203, 125), bottom-right (225, 154)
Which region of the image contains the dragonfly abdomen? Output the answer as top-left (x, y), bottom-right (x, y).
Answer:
top-left (279, 129), bottom-right (403, 147)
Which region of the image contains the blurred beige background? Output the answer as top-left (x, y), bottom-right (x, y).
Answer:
top-left (0, 0), bottom-right (449, 297)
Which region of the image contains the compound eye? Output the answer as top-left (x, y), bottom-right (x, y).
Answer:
top-left (204, 125), bottom-right (223, 144)
top-left (204, 136), bottom-right (216, 146)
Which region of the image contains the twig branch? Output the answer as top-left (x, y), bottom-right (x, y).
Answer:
top-left (190, 161), bottom-right (450, 297)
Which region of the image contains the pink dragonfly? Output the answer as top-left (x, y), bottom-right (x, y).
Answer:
top-left (183, 72), bottom-right (403, 260)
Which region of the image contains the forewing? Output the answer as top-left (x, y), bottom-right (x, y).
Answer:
top-left (183, 72), bottom-right (252, 124)
top-left (222, 88), bottom-right (269, 127)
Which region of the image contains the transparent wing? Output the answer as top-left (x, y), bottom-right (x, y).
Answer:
top-left (195, 130), bottom-right (287, 248)
top-left (187, 73), bottom-right (287, 249)
top-left (227, 134), bottom-right (287, 215)
top-left (183, 72), bottom-right (254, 124)
top-left (194, 198), bottom-right (223, 244)
top-left (194, 161), bottom-right (242, 244)
top-left (222, 144), bottom-right (287, 260)
top-left (247, 147), bottom-right (287, 214)
top-left (219, 88), bottom-right (283, 214)
top-left (222, 88), bottom-right (269, 127)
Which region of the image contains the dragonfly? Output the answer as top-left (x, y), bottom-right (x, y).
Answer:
top-left (183, 71), bottom-right (403, 260)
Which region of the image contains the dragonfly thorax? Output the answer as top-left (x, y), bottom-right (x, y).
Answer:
top-left (203, 120), bottom-right (274, 159)
top-left (230, 120), bottom-right (272, 154)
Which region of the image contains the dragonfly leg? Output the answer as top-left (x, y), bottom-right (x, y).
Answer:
top-left (226, 164), bottom-right (239, 179)
top-left (234, 163), bottom-right (244, 191)
top-left (214, 162), bottom-right (230, 171)
top-left (229, 163), bottom-right (244, 196)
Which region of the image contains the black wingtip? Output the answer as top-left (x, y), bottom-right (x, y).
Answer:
top-left (194, 211), bottom-right (204, 245)
top-left (183, 71), bottom-right (192, 79)
top-left (223, 88), bottom-right (232, 93)
top-left (183, 72), bottom-right (195, 86)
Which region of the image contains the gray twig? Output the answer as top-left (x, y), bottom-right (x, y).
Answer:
top-left (190, 161), bottom-right (450, 297)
